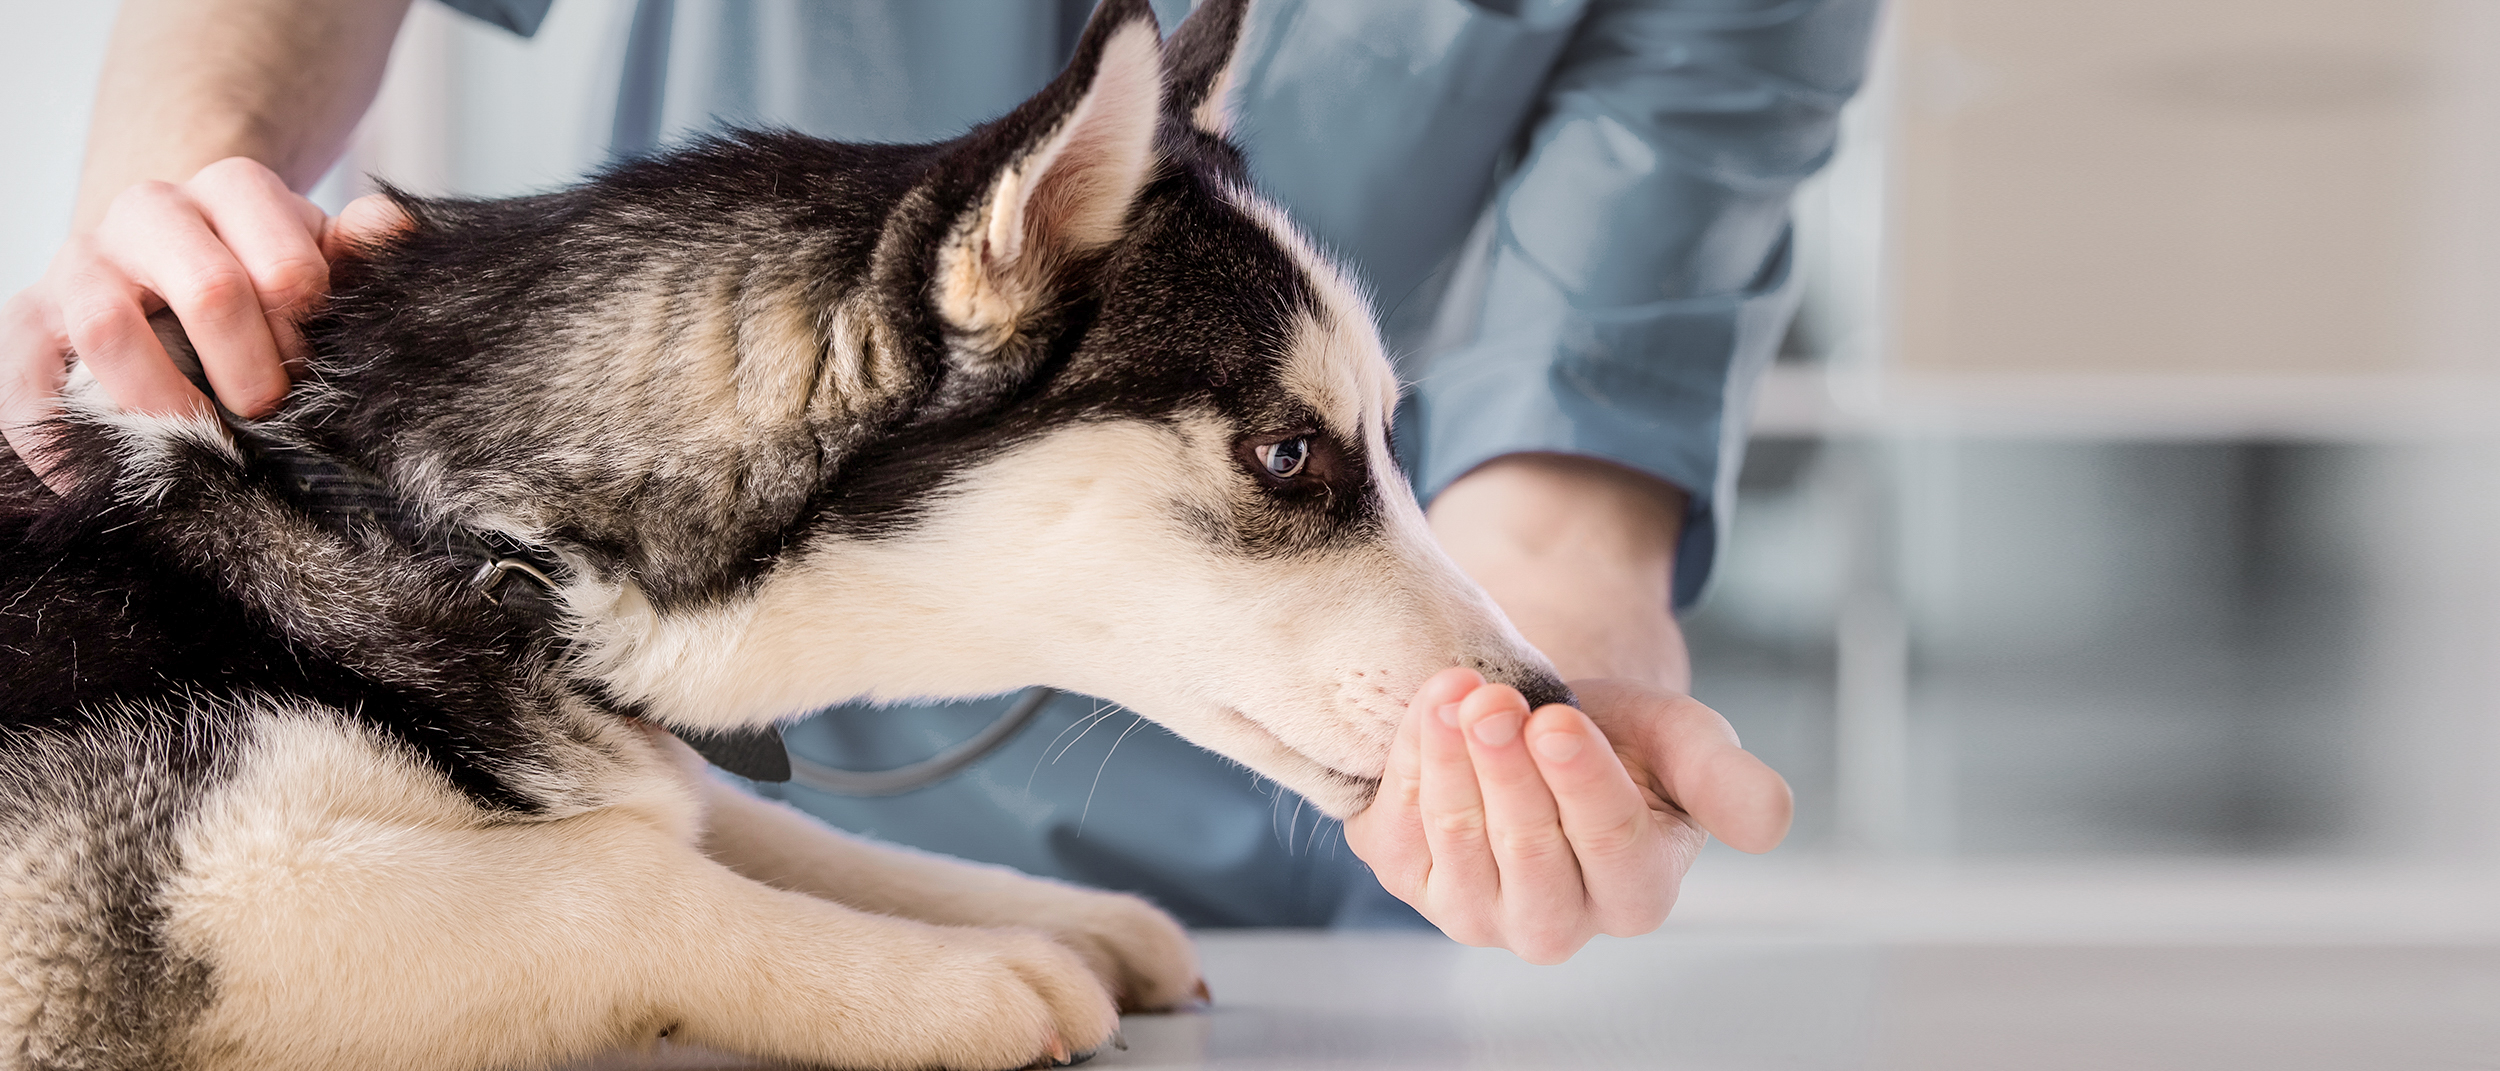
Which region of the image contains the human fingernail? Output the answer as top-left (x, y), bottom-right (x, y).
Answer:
top-left (1472, 711), bottom-right (1519, 747)
top-left (1533, 730), bottom-right (1583, 762)
top-left (1436, 702), bottom-right (1462, 728)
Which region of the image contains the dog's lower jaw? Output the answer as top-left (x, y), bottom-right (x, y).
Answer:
top-left (1311, 768), bottom-right (1384, 819)
top-left (1201, 707), bottom-right (1383, 819)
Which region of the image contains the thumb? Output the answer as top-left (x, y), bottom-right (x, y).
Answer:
top-left (320, 194), bottom-right (414, 260)
top-left (1576, 679), bottom-right (1795, 854)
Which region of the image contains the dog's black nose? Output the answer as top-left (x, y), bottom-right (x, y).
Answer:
top-left (1466, 657), bottom-right (1575, 709)
top-left (1510, 671), bottom-right (1576, 710)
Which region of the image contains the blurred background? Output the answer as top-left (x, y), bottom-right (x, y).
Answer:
top-left (6, 0), bottom-right (2497, 940)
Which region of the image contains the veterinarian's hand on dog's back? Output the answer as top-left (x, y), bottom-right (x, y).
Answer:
top-left (1347, 454), bottom-right (1794, 964)
top-left (0, 0), bottom-right (415, 482)
top-left (0, 159), bottom-right (408, 482)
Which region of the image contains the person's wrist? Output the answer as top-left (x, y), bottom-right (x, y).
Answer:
top-left (1426, 453), bottom-right (1691, 689)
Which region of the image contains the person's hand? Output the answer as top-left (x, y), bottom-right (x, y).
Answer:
top-left (0, 156), bottom-right (403, 478)
top-left (1343, 452), bottom-right (1791, 961)
top-left (1345, 667), bottom-right (1788, 963)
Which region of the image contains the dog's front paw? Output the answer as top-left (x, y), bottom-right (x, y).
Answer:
top-left (908, 927), bottom-right (1123, 1070)
top-left (1031, 890), bottom-right (1202, 1012)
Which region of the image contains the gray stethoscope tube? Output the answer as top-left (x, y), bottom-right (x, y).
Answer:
top-left (785, 687), bottom-right (1057, 796)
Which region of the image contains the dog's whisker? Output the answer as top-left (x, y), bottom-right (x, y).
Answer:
top-left (1028, 698), bottom-right (1097, 791)
top-left (1049, 704), bottom-right (1120, 767)
top-left (1075, 715), bottom-right (1147, 839)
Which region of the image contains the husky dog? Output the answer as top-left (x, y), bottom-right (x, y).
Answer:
top-left (0, 2), bottom-right (1566, 1069)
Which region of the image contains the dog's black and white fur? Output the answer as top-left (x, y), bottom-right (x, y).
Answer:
top-left (0, 3), bottom-right (1566, 1068)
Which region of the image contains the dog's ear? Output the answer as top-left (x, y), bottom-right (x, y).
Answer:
top-left (1163, 0), bottom-right (1253, 137)
top-left (929, 0), bottom-right (1163, 359)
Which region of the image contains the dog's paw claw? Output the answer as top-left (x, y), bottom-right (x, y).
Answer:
top-left (1024, 1031), bottom-right (1095, 1068)
top-left (1191, 978), bottom-right (1212, 1005)
top-left (1038, 891), bottom-right (1200, 1013)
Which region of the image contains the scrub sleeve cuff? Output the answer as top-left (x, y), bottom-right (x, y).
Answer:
top-left (1410, 227), bottom-right (1798, 611)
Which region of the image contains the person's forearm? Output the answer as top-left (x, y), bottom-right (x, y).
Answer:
top-left (1428, 453), bottom-right (1691, 691)
top-left (74, 0), bottom-right (413, 232)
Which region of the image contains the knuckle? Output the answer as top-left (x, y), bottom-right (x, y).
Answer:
top-left (112, 180), bottom-right (184, 217)
top-left (1426, 807), bottom-right (1488, 843)
top-left (1572, 810), bottom-right (1651, 861)
top-left (177, 265), bottom-right (258, 315)
top-left (1488, 823), bottom-right (1569, 866)
top-left (1479, 760), bottom-right (1543, 793)
top-left (190, 156), bottom-right (271, 188)
top-left (56, 293), bottom-right (135, 349)
top-left (225, 376), bottom-right (287, 414)
top-left (253, 256), bottom-right (329, 309)
top-left (49, 235), bottom-right (108, 277)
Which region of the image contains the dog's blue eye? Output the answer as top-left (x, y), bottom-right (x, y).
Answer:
top-left (1258, 438), bottom-right (1310, 479)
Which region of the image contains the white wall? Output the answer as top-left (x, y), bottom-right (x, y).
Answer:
top-left (313, 0), bottom-right (628, 210)
top-left (0, 3), bottom-right (119, 294)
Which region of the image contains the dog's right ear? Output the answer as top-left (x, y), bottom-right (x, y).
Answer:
top-left (1163, 0), bottom-right (1253, 137)
top-left (926, 0), bottom-right (1163, 363)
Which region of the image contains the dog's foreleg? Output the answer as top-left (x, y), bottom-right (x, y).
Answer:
top-left (688, 748), bottom-right (1203, 1011)
top-left (176, 801), bottom-right (1122, 1071)
top-left (619, 847), bottom-right (1127, 1070)
top-left (167, 726), bottom-right (1122, 1071)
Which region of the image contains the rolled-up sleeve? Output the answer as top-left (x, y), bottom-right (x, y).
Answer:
top-left (1411, 0), bottom-right (1878, 607)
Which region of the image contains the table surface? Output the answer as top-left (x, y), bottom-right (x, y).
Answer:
top-left (578, 929), bottom-right (2500, 1070)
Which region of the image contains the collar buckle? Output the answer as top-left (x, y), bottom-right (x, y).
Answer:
top-left (471, 557), bottom-right (558, 604)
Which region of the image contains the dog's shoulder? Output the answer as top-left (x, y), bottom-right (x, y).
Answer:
top-left (0, 424), bottom-right (603, 816)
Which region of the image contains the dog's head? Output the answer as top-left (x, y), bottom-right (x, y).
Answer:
top-left (568, 0), bottom-right (1563, 816)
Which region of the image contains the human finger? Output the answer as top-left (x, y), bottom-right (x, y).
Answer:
top-left (49, 246), bottom-right (209, 420)
top-left (186, 158), bottom-right (332, 376)
top-left (1, 289), bottom-right (72, 481)
top-left (1417, 683), bottom-right (1499, 943)
top-left (188, 157), bottom-right (329, 312)
top-left (1529, 702), bottom-right (1682, 936)
top-left (91, 182), bottom-right (285, 416)
top-left (1347, 666), bottom-right (1481, 898)
top-left (1456, 685), bottom-right (1586, 963)
top-left (1582, 680), bottom-right (1794, 854)
top-left (321, 193), bottom-right (415, 260)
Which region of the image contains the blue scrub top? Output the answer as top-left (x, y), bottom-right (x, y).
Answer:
top-left (439, 0), bottom-right (1876, 927)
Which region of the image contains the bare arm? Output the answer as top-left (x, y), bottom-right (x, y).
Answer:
top-left (77, 0), bottom-right (413, 227)
top-left (3, 0), bottom-right (409, 474)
